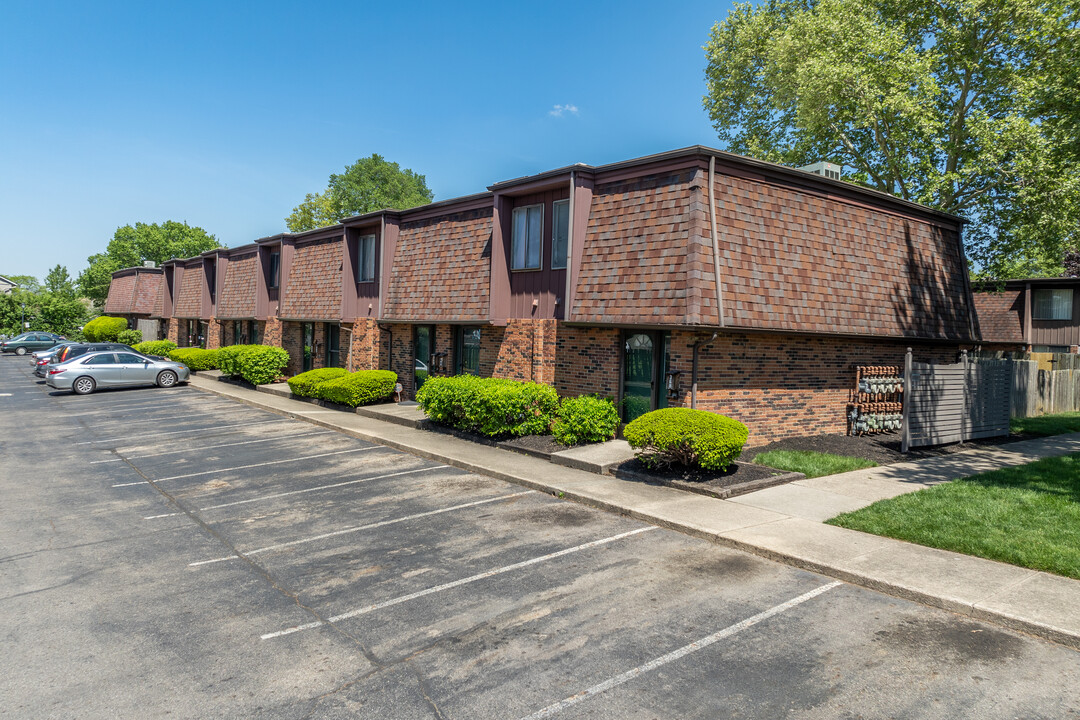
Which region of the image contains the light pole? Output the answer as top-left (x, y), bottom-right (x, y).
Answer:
top-left (20, 302), bottom-right (25, 330)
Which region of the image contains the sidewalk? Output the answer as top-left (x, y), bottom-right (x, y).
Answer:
top-left (189, 373), bottom-right (1080, 648)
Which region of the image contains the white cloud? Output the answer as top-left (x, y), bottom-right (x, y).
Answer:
top-left (549, 104), bottom-right (579, 118)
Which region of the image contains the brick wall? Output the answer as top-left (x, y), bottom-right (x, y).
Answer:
top-left (282, 321), bottom-right (303, 376)
top-left (491, 319), bottom-right (558, 383)
top-left (206, 319), bottom-right (223, 350)
top-left (553, 326), bottom-right (621, 398)
top-left (345, 318), bottom-right (381, 371)
top-left (279, 238), bottom-right (343, 320)
top-left (164, 319), bottom-right (178, 344)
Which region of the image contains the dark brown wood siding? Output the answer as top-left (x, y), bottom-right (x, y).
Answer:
top-left (1030, 287), bottom-right (1080, 347)
top-left (506, 188), bottom-right (569, 320)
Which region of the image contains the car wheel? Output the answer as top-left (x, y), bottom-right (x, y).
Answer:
top-left (15, 346), bottom-right (27, 356)
top-left (72, 376), bottom-right (96, 395)
top-left (157, 370), bottom-right (178, 388)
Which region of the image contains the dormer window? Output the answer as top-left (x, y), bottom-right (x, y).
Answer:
top-left (358, 234), bottom-right (377, 282)
top-left (511, 204), bottom-right (543, 271)
top-left (268, 250), bottom-right (281, 289)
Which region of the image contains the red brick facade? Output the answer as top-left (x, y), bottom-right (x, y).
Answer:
top-left (116, 145), bottom-right (979, 443)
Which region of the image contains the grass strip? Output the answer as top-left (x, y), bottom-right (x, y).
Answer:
top-left (753, 449), bottom-right (877, 479)
top-left (827, 453), bottom-right (1080, 580)
top-left (1010, 411), bottom-right (1080, 437)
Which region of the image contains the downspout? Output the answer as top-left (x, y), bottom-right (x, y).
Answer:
top-left (691, 332), bottom-right (718, 409)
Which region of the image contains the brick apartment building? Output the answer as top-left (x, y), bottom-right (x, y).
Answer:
top-left (972, 278), bottom-right (1080, 353)
top-left (102, 263), bottom-right (165, 340)
top-left (108, 146), bottom-right (978, 444)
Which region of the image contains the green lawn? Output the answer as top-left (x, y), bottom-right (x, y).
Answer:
top-left (753, 450), bottom-right (878, 478)
top-left (828, 453), bottom-right (1080, 580)
top-left (1010, 411), bottom-right (1080, 437)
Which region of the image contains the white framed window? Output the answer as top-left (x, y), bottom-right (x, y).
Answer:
top-left (511, 204), bottom-right (543, 270)
top-left (357, 234), bottom-right (377, 282)
top-left (551, 199), bottom-right (569, 269)
top-left (1033, 288), bottom-right (1073, 320)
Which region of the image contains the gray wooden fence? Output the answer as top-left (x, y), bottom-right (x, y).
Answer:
top-left (902, 349), bottom-right (1011, 451)
top-left (972, 351), bottom-right (1080, 417)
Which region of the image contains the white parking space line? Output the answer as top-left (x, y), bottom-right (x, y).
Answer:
top-left (261, 527), bottom-right (656, 640)
top-left (517, 581), bottom-right (843, 719)
top-left (190, 491), bottom-right (535, 566)
top-left (153, 447), bottom-right (380, 482)
top-left (90, 430), bottom-right (333, 463)
top-left (79, 418), bottom-right (294, 444)
top-left (194, 465), bottom-right (447, 512)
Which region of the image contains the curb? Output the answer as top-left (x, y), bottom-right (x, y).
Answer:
top-left (187, 376), bottom-right (1080, 650)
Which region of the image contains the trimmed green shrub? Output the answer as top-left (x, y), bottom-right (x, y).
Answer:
top-left (83, 316), bottom-right (128, 342)
top-left (219, 344), bottom-right (290, 385)
top-left (133, 339), bottom-right (178, 357)
top-left (624, 407), bottom-right (748, 471)
top-left (317, 370), bottom-right (397, 407)
top-left (552, 395), bottom-right (620, 446)
top-left (416, 375), bottom-right (560, 437)
top-left (167, 347), bottom-right (221, 371)
top-left (288, 367), bottom-right (348, 397)
top-left (117, 329), bottom-right (142, 345)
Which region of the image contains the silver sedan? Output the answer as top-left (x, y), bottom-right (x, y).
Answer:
top-left (45, 350), bottom-right (190, 395)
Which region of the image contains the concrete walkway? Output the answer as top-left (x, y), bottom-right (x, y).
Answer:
top-left (189, 373), bottom-right (1080, 649)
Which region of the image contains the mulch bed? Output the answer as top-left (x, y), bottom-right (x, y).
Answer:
top-left (611, 458), bottom-right (802, 500)
top-left (742, 431), bottom-right (1034, 467)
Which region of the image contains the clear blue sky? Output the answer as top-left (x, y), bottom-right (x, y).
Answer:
top-left (0, 0), bottom-right (734, 282)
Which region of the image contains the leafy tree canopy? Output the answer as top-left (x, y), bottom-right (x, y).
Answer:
top-left (286, 154), bottom-right (435, 232)
top-left (0, 266), bottom-right (89, 337)
top-left (77, 221), bottom-right (220, 304)
top-left (2, 274), bottom-right (40, 293)
top-left (703, 0), bottom-right (1080, 279)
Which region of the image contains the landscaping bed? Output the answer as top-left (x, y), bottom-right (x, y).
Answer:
top-left (611, 458), bottom-right (802, 500)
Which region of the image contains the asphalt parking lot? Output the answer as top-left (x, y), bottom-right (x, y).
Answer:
top-left (3, 354), bottom-right (1080, 719)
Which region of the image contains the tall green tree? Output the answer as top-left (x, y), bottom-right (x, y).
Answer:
top-left (1, 274), bottom-right (41, 293)
top-left (44, 265), bottom-right (76, 297)
top-left (703, 0), bottom-right (1080, 279)
top-left (286, 154), bottom-right (435, 232)
top-left (77, 221), bottom-right (221, 304)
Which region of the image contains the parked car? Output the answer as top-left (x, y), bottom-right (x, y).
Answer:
top-left (46, 350), bottom-right (190, 395)
top-left (51, 342), bottom-right (136, 366)
top-left (32, 343), bottom-right (76, 377)
top-left (0, 332), bottom-right (66, 355)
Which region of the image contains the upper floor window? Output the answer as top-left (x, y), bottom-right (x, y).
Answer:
top-left (268, 250), bottom-right (281, 289)
top-left (1033, 288), bottom-right (1073, 320)
top-left (358, 234), bottom-right (377, 282)
top-left (511, 204), bottom-right (543, 270)
top-left (552, 199), bottom-right (569, 269)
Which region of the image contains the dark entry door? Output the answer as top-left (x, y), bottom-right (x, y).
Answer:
top-left (623, 333), bottom-right (655, 422)
top-left (325, 323), bottom-right (340, 368)
top-left (302, 322), bottom-right (315, 372)
top-left (414, 325), bottom-right (433, 391)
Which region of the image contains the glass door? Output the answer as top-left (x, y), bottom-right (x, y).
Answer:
top-left (414, 325), bottom-right (433, 390)
top-left (325, 323), bottom-right (340, 368)
top-left (622, 332), bottom-right (655, 423)
top-left (302, 322), bottom-right (315, 372)
top-left (457, 327), bottom-right (481, 376)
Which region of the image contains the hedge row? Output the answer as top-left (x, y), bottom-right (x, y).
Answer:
top-left (288, 368), bottom-right (397, 407)
top-left (415, 375), bottom-right (560, 438)
top-left (167, 347), bottom-right (220, 371)
top-left (219, 344), bottom-right (290, 385)
top-left (83, 316), bottom-right (128, 342)
top-left (133, 340), bottom-right (177, 357)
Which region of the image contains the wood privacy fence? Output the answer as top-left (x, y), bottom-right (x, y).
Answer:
top-left (972, 351), bottom-right (1080, 417)
top-left (902, 349), bottom-right (1011, 451)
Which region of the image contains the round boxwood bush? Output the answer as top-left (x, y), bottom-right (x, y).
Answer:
top-left (288, 367), bottom-right (348, 397)
top-left (552, 395), bottom-right (620, 446)
top-left (83, 316), bottom-right (128, 342)
top-left (218, 344), bottom-right (290, 385)
top-left (167, 347), bottom-right (221, 371)
top-left (624, 407), bottom-right (748, 471)
top-left (416, 375), bottom-right (559, 438)
top-left (117, 329), bottom-right (142, 345)
top-left (317, 370), bottom-right (397, 407)
top-left (133, 339), bottom-right (177, 357)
